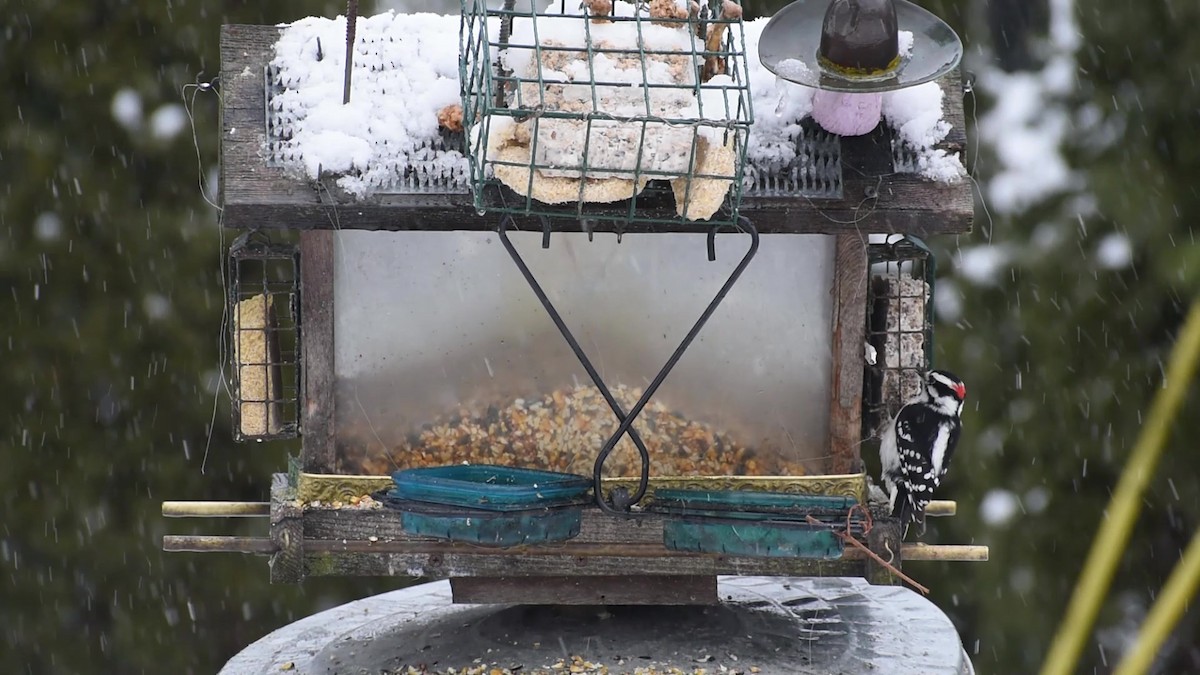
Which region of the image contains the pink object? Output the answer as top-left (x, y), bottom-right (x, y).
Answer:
top-left (812, 89), bottom-right (883, 136)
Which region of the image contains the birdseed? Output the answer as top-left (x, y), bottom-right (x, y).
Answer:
top-left (388, 653), bottom-right (759, 674)
top-left (342, 383), bottom-right (807, 478)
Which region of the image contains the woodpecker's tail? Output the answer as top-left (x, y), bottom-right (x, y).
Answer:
top-left (891, 490), bottom-right (927, 527)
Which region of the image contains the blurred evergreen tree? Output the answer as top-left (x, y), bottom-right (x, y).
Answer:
top-left (0, 1), bottom-right (402, 673)
top-left (924, 1), bottom-right (1200, 673)
top-left (5, 0), bottom-right (1198, 673)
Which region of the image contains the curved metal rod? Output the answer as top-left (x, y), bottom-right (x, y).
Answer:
top-left (591, 217), bottom-right (759, 516)
top-left (496, 216), bottom-right (655, 503)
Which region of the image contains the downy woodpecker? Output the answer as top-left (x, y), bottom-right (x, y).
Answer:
top-left (879, 369), bottom-right (966, 533)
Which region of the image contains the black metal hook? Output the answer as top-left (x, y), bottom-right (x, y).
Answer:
top-left (590, 217), bottom-right (758, 515)
top-left (497, 216), bottom-right (655, 515)
top-left (497, 216), bottom-right (760, 518)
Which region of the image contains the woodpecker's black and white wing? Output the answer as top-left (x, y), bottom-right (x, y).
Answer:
top-left (887, 403), bottom-right (962, 526)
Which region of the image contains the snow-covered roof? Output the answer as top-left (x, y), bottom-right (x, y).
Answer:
top-left (266, 11), bottom-right (965, 199)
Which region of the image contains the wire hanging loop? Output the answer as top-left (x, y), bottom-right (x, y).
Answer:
top-left (591, 216), bottom-right (759, 516)
top-left (496, 216), bottom-right (760, 518)
top-left (495, 216), bottom-right (657, 514)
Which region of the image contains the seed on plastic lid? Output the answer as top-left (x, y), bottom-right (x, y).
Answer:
top-left (818, 0), bottom-right (900, 76)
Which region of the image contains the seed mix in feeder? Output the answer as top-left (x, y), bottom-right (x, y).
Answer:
top-left (341, 383), bottom-right (809, 478)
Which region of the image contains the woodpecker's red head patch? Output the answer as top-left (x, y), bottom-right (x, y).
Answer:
top-left (928, 370), bottom-right (966, 401)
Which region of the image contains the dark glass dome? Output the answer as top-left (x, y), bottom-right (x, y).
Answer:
top-left (818, 0), bottom-right (900, 76)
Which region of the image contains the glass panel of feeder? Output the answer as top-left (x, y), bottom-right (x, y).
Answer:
top-left (332, 231), bottom-right (834, 479)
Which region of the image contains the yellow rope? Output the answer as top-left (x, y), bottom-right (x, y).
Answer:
top-left (1040, 299), bottom-right (1200, 675)
top-left (1114, 528), bottom-right (1200, 675)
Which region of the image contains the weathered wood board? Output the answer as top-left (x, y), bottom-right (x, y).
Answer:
top-left (300, 505), bottom-right (869, 580)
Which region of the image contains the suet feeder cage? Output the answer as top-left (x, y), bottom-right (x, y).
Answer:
top-left (165, 0), bottom-right (985, 608)
top-left (864, 234), bottom-right (935, 437)
top-left (228, 231), bottom-right (301, 442)
top-left (459, 0), bottom-right (755, 227)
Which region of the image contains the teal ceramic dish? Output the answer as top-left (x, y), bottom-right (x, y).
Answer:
top-left (390, 464), bottom-right (591, 512)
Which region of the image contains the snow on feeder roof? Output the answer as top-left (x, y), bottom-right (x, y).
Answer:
top-left (264, 8), bottom-right (963, 206)
top-left (268, 12), bottom-right (469, 198)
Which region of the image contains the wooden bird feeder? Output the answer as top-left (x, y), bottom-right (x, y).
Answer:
top-left (165, 0), bottom-right (985, 605)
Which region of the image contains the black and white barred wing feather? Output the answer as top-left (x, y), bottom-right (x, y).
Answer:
top-left (886, 404), bottom-right (961, 527)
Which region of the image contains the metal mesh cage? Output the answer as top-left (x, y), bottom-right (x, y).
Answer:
top-left (863, 236), bottom-right (935, 437)
top-left (460, 0), bottom-right (754, 226)
top-left (229, 232), bottom-right (301, 442)
top-left (742, 119), bottom-right (840, 199)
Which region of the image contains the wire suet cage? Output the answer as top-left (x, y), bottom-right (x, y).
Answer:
top-left (459, 0), bottom-right (754, 227)
top-left (228, 231), bottom-right (301, 442)
top-left (863, 235), bottom-right (935, 437)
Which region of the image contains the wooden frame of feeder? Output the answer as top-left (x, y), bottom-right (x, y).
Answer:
top-left (164, 24), bottom-right (983, 603)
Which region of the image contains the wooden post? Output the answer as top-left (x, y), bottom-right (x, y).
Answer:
top-left (300, 230), bottom-right (337, 474)
top-left (828, 234), bottom-right (867, 475)
top-left (269, 473), bottom-right (305, 583)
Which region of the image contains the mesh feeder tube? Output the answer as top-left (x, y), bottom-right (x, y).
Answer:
top-left (811, 0), bottom-right (898, 136)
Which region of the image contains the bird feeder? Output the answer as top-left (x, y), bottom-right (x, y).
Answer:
top-left (863, 235), bottom-right (936, 435)
top-left (164, 0), bottom-right (984, 605)
top-left (227, 231), bottom-right (301, 442)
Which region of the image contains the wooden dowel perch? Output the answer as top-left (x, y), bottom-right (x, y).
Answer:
top-left (925, 500), bottom-right (957, 517)
top-left (162, 533), bottom-right (988, 562)
top-left (897, 543), bottom-right (989, 562)
top-left (839, 542), bottom-right (988, 596)
top-left (163, 535), bottom-right (279, 554)
top-left (161, 501), bottom-right (270, 518)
